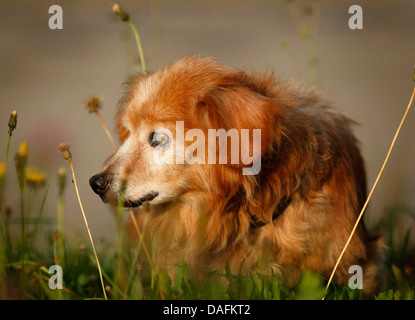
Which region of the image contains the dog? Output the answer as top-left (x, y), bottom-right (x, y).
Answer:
top-left (89, 55), bottom-right (384, 293)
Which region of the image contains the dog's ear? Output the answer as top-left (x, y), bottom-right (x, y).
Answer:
top-left (195, 73), bottom-right (281, 175)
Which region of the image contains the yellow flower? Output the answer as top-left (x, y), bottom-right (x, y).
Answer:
top-left (299, 27), bottom-right (309, 39)
top-left (84, 96), bottom-right (102, 114)
top-left (17, 141), bottom-right (28, 158)
top-left (15, 141), bottom-right (28, 192)
top-left (26, 167), bottom-right (47, 188)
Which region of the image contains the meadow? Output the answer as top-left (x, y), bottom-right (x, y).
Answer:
top-left (1, 132), bottom-right (415, 300)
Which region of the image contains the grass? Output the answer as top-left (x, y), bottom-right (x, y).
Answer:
top-left (58, 142), bottom-right (107, 300)
top-left (0, 107), bottom-right (414, 300)
top-left (1, 2), bottom-right (415, 301)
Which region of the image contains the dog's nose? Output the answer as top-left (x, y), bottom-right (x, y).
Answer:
top-left (89, 174), bottom-right (109, 196)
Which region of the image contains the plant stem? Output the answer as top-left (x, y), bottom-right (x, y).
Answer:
top-left (128, 211), bottom-right (155, 277)
top-left (19, 186), bottom-right (25, 297)
top-left (96, 111), bottom-right (117, 151)
top-left (126, 19), bottom-right (147, 75)
top-left (286, 1), bottom-right (321, 87)
top-left (0, 111), bottom-right (17, 296)
top-left (128, 210), bottom-right (166, 300)
top-left (0, 136), bottom-right (11, 192)
top-left (68, 159), bottom-right (108, 300)
top-left (323, 81), bottom-right (415, 298)
top-left (0, 132), bottom-right (13, 294)
top-left (114, 185), bottom-right (126, 299)
top-left (56, 187), bottom-right (65, 266)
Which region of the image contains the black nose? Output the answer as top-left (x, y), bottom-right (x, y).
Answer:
top-left (89, 174), bottom-right (109, 196)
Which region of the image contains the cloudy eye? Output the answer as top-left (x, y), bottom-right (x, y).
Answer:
top-left (149, 131), bottom-right (169, 147)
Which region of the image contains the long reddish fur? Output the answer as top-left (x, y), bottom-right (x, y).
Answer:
top-left (111, 56), bottom-right (384, 292)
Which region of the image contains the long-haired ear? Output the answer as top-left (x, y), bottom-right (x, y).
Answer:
top-left (197, 76), bottom-right (281, 175)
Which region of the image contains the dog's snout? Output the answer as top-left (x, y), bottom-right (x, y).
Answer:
top-left (89, 174), bottom-right (109, 196)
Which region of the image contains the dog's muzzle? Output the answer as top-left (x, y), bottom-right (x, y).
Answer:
top-left (89, 173), bottom-right (159, 208)
top-left (123, 191), bottom-right (159, 208)
top-left (89, 174), bottom-right (109, 196)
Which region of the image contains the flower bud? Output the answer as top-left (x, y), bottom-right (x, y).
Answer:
top-left (59, 142), bottom-right (72, 161)
top-left (112, 3), bottom-right (129, 21)
top-left (8, 110), bottom-right (17, 136)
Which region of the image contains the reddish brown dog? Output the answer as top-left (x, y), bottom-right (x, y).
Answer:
top-left (90, 56), bottom-right (384, 293)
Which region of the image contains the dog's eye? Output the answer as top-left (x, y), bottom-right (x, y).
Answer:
top-left (149, 131), bottom-right (169, 147)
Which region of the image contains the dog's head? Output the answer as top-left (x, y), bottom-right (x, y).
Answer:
top-left (89, 56), bottom-right (281, 209)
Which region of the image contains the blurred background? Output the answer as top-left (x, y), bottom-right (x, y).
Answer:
top-left (0, 0), bottom-right (414, 257)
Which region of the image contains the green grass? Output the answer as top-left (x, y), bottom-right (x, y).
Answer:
top-left (0, 137), bottom-right (414, 300)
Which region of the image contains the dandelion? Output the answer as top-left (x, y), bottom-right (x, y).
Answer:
top-left (299, 27), bottom-right (309, 39)
top-left (58, 143), bottom-right (71, 161)
top-left (14, 140), bottom-right (28, 284)
top-left (17, 140), bottom-right (28, 157)
top-left (0, 111), bottom-right (17, 294)
top-left (83, 97), bottom-right (117, 151)
top-left (58, 142), bottom-right (108, 300)
top-left (112, 3), bottom-right (129, 21)
top-left (84, 96), bottom-right (102, 114)
top-left (25, 167), bottom-right (47, 189)
top-left (112, 3), bottom-right (147, 75)
top-left (15, 141), bottom-right (28, 194)
top-left (0, 111), bottom-right (18, 191)
top-left (8, 111), bottom-right (17, 136)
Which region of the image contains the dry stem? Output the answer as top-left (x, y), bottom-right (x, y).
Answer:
top-left (96, 111), bottom-right (117, 151)
top-left (67, 157), bottom-right (108, 300)
top-left (129, 210), bottom-right (155, 273)
top-left (323, 81), bottom-right (415, 298)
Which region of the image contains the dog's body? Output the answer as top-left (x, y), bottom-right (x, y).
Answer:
top-left (90, 56), bottom-right (384, 293)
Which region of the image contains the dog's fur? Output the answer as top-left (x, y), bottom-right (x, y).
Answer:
top-left (90, 56), bottom-right (384, 293)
